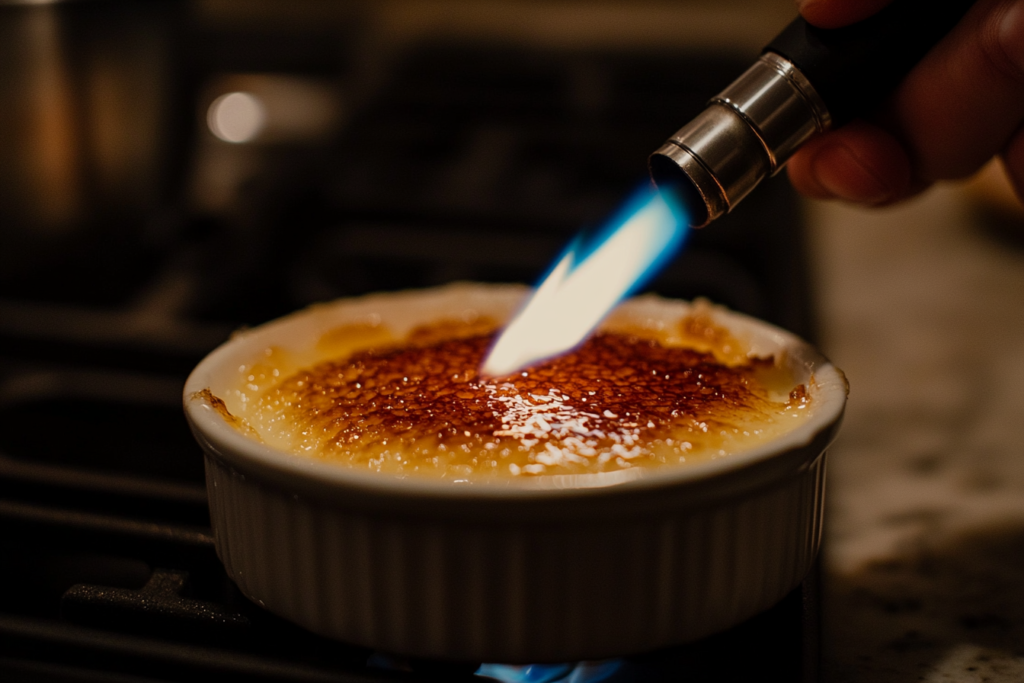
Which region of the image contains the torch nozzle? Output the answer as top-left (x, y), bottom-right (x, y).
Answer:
top-left (649, 52), bottom-right (830, 227)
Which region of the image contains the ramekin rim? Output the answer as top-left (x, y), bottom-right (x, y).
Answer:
top-left (184, 283), bottom-right (847, 501)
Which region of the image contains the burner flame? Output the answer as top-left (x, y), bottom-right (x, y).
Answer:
top-left (482, 185), bottom-right (688, 377)
top-left (478, 660), bottom-right (626, 682)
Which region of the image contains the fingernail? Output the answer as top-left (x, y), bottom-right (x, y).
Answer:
top-left (1000, 1), bottom-right (1024, 73)
top-left (811, 144), bottom-right (892, 204)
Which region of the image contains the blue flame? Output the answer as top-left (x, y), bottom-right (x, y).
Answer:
top-left (476, 663), bottom-right (575, 682)
top-left (482, 184), bottom-right (689, 377)
top-left (567, 184), bottom-right (688, 297)
top-left (477, 659), bottom-right (627, 683)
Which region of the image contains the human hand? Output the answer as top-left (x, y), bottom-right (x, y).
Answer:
top-left (786, 0), bottom-right (1024, 206)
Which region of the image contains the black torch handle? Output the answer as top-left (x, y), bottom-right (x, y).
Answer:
top-left (765, 0), bottom-right (977, 127)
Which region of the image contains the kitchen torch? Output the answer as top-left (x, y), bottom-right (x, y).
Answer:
top-left (484, 0), bottom-right (978, 376)
top-left (649, 0), bottom-right (978, 226)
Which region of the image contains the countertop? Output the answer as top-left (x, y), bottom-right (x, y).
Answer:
top-left (807, 180), bottom-right (1024, 682)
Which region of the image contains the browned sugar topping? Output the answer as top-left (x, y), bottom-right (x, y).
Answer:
top-left (264, 331), bottom-right (798, 474)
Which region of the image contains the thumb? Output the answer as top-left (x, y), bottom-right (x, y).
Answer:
top-left (797, 0), bottom-right (897, 28)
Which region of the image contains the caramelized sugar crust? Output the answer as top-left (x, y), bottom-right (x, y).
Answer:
top-left (254, 330), bottom-right (810, 478)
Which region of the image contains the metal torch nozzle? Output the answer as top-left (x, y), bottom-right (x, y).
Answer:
top-left (649, 52), bottom-right (831, 227)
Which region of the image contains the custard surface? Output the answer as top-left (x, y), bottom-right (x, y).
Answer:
top-left (222, 313), bottom-right (814, 479)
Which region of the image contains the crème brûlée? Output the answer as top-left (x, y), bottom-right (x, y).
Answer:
top-left (206, 302), bottom-right (817, 480)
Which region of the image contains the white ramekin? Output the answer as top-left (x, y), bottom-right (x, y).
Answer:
top-left (183, 283), bottom-right (846, 663)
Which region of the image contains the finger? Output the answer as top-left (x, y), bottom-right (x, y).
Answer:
top-left (796, 0), bottom-right (896, 29)
top-left (789, 0), bottom-right (1024, 205)
top-left (1002, 124), bottom-right (1024, 204)
top-left (787, 120), bottom-right (913, 204)
top-left (884, 0), bottom-right (1024, 182)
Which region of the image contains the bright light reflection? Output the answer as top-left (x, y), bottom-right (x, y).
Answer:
top-left (482, 186), bottom-right (688, 377)
top-left (207, 91), bottom-right (266, 143)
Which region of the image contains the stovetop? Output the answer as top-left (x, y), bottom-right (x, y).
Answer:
top-left (0, 7), bottom-right (817, 681)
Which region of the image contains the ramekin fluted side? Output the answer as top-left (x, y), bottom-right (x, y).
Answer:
top-left (204, 451), bottom-right (827, 663)
top-left (187, 284), bottom-right (847, 661)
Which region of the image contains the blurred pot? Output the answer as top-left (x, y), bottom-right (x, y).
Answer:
top-left (0, 0), bottom-right (183, 273)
